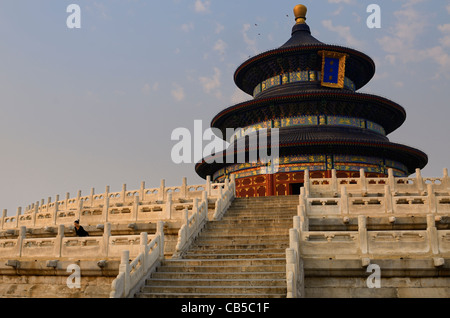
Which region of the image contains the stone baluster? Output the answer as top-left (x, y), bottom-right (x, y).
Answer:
top-left (304, 169), bottom-right (310, 198)
top-left (65, 192), bottom-right (70, 210)
top-left (90, 188), bottom-right (95, 208)
top-left (159, 179), bottom-right (165, 201)
top-left (76, 190), bottom-right (82, 221)
top-left (54, 224), bottom-right (65, 258)
top-left (443, 168), bottom-right (450, 191)
top-left (427, 183), bottom-right (437, 214)
top-left (331, 169), bottom-right (338, 197)
top-left (1, 209), bottom-right (6, 230)
top-left (388, 168), bottom-right (396, 194)
top-left (16, 226), bottom-right (26, 257)
top-left (165, 193), bottom-right (172, 219)
top-left (102, 222), bottom-right (111, 257)
top-left (15, 207), bottom-right (22, 228)
top-left (358, 215), bottom-right (368, 256)
top-left (32, 201), bottom-right (39, 227)
top-left (416, 168), bottom-right (424, 195)
top-left (360, 168), bottom-right (367, 196)
top-left (339, 186), bottom-right (348, 215)
top-left (119, 250), bottom-right (131, 297)
top-left (121, 184), bottom-right (127, 204)
top-left (140, 181), bottom-right (145, 202)
top-left (427, 214), bottom-right (439, 255)
top-left (384, 185), bottom-right (393, 214)
top-left (47, 197), bottom-right (52, 212)
top-left (103, 186), bottom-right (110, 223)
top-left (53, 195), bottom-right (59, 225)
top-left (206, 176), bottom-right (211, 195)
top-left (181, 177), bottom-right (187, 199)
top-left (132, 195), bottom-right (139, 222)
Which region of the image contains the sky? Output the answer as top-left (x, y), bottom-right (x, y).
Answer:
top-left (0, 0), bottom-right (449, 215)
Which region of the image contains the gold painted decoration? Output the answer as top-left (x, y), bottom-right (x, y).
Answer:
top-left (318, 51), bottom-right (348, 89)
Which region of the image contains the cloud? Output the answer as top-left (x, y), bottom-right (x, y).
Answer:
top-left (331, 7), bottom-right (343, 16)
top-left (199, 67), bottom-right (222, 99)
top-left (376, 3), bottom-right (450, 78)
top-left (171, 84), bottom-right (185, 102)
top-left (194, 0), bottom-right (211, 13)
top-left (213, 39), bottom-right (227, 60)
top-left (181, 22), bottom-right (194, 32)
top-left (321, 20), bottom-right (364, 48)
top-left (215, 23), bottom-right (225, 34)
top-left (242, 24), bottom-right (258, 55)
top-left (231, 88), bottom-right (251, 104)
top-left (328, 0), bottom-right (354, 4)
top-left (447, 4), bottom-right (450, 14)
top-left (142, 82), bottom-right (159, 95)
top-left (438, 24), bottom-right (450, 47)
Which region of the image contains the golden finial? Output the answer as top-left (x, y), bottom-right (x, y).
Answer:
top-left (294, 4), bottom-right (307, 24)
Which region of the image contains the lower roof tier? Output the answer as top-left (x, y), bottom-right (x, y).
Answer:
top-left (195, 127), bottom-right (428, 179)
top-left (211, 154), bottom-right (408, 183)
top-left (211, 90), bottom-right (406, 136)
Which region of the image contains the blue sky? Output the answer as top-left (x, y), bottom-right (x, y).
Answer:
top-left (0, 0), bottom-right (449, 214)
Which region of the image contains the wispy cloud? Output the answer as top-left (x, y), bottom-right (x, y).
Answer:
top-left (171, 83), bottom-right (185, 102)
top-left (142, 82), bottom-right (159, 95)
top-left (242, 24), bottom-right (258, 55)
top-left (231, 88), bottom-right (251, 104)
top-left (438, 24), bottom-right (450, 47)
top-left (213, 39), bottom-right (227, 60)
top-left (376, 2), bottom-right (450, 78)
top-left (181, 22), bottom-right (194, 32)
top-left (194, 0), bottom-right (211, 13)
top-left (199, 67), bottom-right (222, 99)
top-left (215, 23), bottom-right (225, 34)
top-left (322, 20), bottom-right (364, 48)
top-left (328, 0), bottom-right (354, 4)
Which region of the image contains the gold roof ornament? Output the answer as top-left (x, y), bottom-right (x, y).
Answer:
top-left (294, 4), bottom-right (307, 24)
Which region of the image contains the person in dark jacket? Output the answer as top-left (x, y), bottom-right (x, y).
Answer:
top-left (74, 220), bottom-right (89, 237)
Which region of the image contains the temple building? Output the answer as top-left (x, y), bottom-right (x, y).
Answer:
top-left (195, 4), bottom-right (428, 198)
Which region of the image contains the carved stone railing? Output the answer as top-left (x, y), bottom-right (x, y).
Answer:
top-left (110, 221), bottom-right (164, 298)
top-left (212, 175), bottom-right (236, 221)
top-left (286, 216), bottom-right (304, 298)
top-left (0, 223), bottom-right (156, 260)
top-left (288, 171), bottom-right (450, 297)
top-left (305, 168), bottom-right (450, 198)
top-left (0, 177), bottom-right (226, 231)
top-left (299, 170), bottom-right (450, 218)
top-left (172, 192), bottom-right (209, 258)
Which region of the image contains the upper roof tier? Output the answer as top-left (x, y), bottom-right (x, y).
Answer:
top-left (234, 5), bottom-right (376, 96)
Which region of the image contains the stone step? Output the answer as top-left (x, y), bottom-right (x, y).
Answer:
top-left (150, 271), bottom-right (286, 280)
top-left (135, 292), bottom-right (285, 298)
top-left (145, 278), bottom-right (286, 287)
top-left (161, 258), bottom-right (286, 267)
top-left (223, 212), bottom-right (296, 218)
top-left (199, 228), bottom-right (290, 236)
top-left (190, 243), bottom-right (288, 251)
top-left (138, 285), bottom-right (287, 295)
top-left (182, 253), bottom-right (286, 259)
top-left (156, 264), bottom-right (286, 273)
top-left (196, 233), bottom-right (289, 240)
top-left (193, 237), bottom-right (289, 246)
top-left (202, 224), bottom-right (290, 235)
top-left (186, 250), bottom-right (287, 257)
top-left (218, 217), bottom-right (294, 224)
